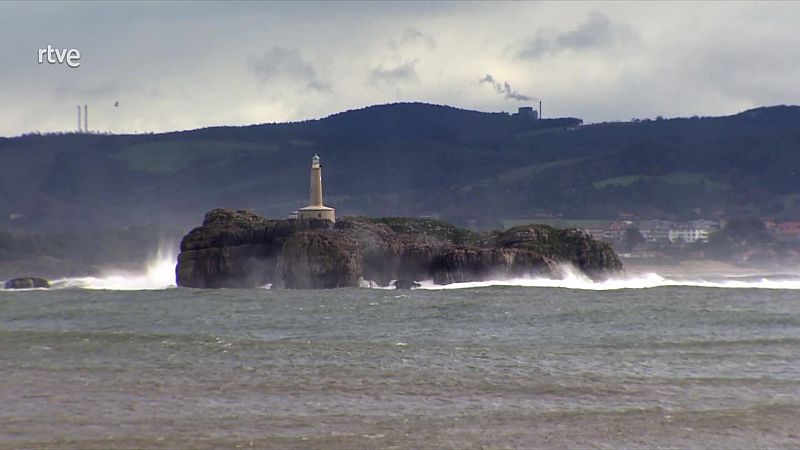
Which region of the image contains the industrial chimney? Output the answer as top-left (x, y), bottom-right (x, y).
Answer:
top-left (77, 105), bottom-right (82, 132)
top-left (83, 104), bottom-right (88, 133)
top-left (539, 101), bottom-right (542, 120)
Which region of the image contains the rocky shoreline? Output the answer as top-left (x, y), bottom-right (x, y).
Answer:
top-left (176, 209), bottom-right (623, 289)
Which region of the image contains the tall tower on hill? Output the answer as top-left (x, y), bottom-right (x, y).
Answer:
top-left (297, 154), bottom-right (336, 223)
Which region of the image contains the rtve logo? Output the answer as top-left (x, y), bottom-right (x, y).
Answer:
top-left (38, 45), bottom-right (81, 68)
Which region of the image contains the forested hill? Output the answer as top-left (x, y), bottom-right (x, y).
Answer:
top-left (2, 102), bottom-right (800, 233)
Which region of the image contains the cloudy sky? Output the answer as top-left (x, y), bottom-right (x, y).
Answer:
top-left (1, 1), bottom-right (798, 136)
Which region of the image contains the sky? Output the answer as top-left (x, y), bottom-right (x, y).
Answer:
top-left (1, 1), bottom-right (799, 136)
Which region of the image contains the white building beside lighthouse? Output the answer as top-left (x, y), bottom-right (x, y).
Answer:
top-left (296, 154), bottom-right (336, 223)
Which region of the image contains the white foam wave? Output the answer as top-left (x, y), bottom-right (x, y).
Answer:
top-left (417, 264), bottom-right (800, 291)
top-left (50, 244), bottom-right (178, 290)
top-left (10, 251), bottom-right (800, 291)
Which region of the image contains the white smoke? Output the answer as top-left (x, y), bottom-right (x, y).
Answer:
top-left (479, 74), bottom-right (537, 101)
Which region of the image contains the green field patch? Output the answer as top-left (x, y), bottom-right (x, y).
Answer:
top-left (288, 139), bottom-right (315, 147)
top-left (496, 158), bottom-right (587, 184)
top-left (112, 140), bottom-right (278, 174)
top-left (514, 127), bottom-right (568, 139)
top-left (592, 175), bottom-right (644, 188)
top-left (593, 172), bottom-right (730, 190)
top-left (501, 218), bottom-right (611, 229)
top-left (459, 159), bottom-right (587, 193)
top-left (0, 145), bottom-right (60, 188)
top-left (782, 193), bottom-right (800, 210)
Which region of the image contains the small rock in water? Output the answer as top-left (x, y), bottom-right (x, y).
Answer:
top-left (393, 279), bottom-right (420, 290)
top-left (4, 277), bottom-right (50, 289)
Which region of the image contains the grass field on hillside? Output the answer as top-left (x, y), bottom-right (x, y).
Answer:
top-left (593, 172), bottom-right (730, 190)
top-left (112, 140), bottom-right (278, 174)
top-left (501, 218), bottom-right (611, 229)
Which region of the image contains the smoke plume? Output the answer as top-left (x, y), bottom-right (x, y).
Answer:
top-left (479, 74), bottom-right (537, 101)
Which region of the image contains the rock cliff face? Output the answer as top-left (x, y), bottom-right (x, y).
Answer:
top-left (176, 209), bottom-right (623, 289)
top-left (4, 277), bottom-right (50, 289)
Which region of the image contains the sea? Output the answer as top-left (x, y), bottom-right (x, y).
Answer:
top-left (1, 248), bottom-right (799, 449)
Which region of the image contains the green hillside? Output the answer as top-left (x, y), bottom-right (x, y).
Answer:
top-left (2, 102), bottom-right (800, 235)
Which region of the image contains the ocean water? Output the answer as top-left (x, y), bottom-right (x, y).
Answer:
top-left (2, 257), bottom-right (800, 448)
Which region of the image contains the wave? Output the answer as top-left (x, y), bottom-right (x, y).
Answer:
top-left (49, 243), bottom-right (178, 290)
top-left (7, 248), bottom-right (800, 291)
top-left (417, 265), bottom-right (800, 291)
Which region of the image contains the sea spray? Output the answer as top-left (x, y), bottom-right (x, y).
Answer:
top-left (50, 242), bottom-right (179, 290)
top-left (13, 256), bottom-right (800, 291)
top-left (416, 263), bottom-right (800, 291)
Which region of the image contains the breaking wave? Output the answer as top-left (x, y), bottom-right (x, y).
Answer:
top-left (6, 249), bottom-right (800, 291)
top-left (49, 244), bottom-right (178, 290)
top-left (417, 264), bottom-right (800, 291)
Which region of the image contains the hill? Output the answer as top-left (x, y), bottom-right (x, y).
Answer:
top-left (2, 102), bottom-right (800, 236)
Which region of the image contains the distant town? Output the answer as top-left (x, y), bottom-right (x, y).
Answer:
top-left (494, 216), bottom-right (800, 265)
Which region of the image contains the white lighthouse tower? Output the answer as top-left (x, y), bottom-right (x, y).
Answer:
top-left (296, 154), bottom-right (336, 223)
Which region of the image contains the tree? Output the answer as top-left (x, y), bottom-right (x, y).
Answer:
top-left (625, 227), bottom-right (645, 246)
top-left (724, 217), bottom-right (772, 244)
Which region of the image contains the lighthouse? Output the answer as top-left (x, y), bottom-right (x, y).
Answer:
top-left (296, 154), bottom-right (336, 223)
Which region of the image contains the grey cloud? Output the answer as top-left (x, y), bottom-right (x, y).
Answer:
top-left (1, 2), bottom-right (798, 136)
top-left (248, 47), bottom-right (329, 91)
top-left (479, 74), bottom-right (536, 101)
top-left (390, 27), bottom-right (436, 50)
top-left (676, 40), bottom-right (800, 106)
top-left (370, 61), bottom-right (419, 84)
top-left (51, 81), bottom-right (121, 100)
top-left (51, 81), bottom-right (163, 102)
top-left (516, 11), bottom-right (636, 60)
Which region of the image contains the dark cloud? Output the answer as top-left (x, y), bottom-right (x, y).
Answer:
top-left (248, 47), bottom-right (329, 91)
top-left (370, 61), bottom-right (419, 84)
top-left (390, 27), bottom-right (436, 50)
top-left (516, 11), bottom-right (636, 60)
top-left (479, 74), bottom-right (536, 101)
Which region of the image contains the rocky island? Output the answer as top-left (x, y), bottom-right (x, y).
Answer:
top-left (176, 154), bottom-right (621, 289)
top-left (4, 277), bottom-right (50, 289)
top-left (176, 209), bottom-right (622, 289)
